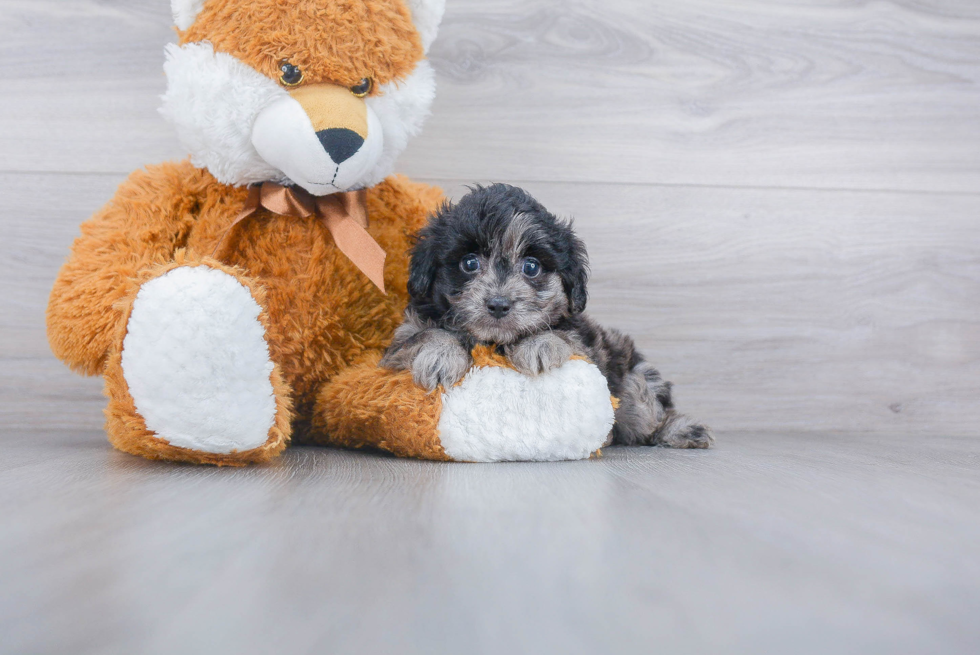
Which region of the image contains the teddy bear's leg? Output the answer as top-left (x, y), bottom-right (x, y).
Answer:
top-left (312, 350), bottom-right (616, 463)
top-left (311, 354), bottom-right (451, 461)
top-left (102, 260), bottom-right (292, 466)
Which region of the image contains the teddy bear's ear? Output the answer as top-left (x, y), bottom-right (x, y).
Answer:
top-left (405, 0), bottom-right (446, 54)
top-left (171, 0), bottom-right (207, 31)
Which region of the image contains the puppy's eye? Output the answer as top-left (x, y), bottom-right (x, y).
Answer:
top-left (350, 78), bottom-right (373, 98)
top-left (279, 60), bottom-right (304, 87)
top-left (460, 254), bottom-right (481, 274)
top-left (522, 257), bottom-right (542, 278)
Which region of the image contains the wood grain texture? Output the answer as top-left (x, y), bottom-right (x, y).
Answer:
top-left (2, 1), bottom-right (980, 192)
top-left (5, 173), bottom-right (978, 435)
top-left (1, 430), bottom-right (979, 654)
top-left (2, 1), bottom-right (980, 652)
top-left (416, 0), bottom-right (980, 192)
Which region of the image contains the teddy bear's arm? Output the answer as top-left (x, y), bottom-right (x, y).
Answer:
top-left (46, 162), bottom-right (203, 375)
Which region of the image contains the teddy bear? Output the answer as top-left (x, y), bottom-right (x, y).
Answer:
top-left (46, 0), bottom-right (615, 466)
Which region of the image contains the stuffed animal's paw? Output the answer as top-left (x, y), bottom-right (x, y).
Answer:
top-left (317, 348), bottom-right (615, 463)
top-left (108, 264), bottom-right (290, 464)
top-left (436, 354), bottom-right (615, 462)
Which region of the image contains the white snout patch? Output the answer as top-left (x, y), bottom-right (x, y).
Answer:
top-left (121, 266), bottom-right (278, 455)
top-left (438, 360), bottom-right (615, 462)
top-left (161, 42), bottom-right (436, 192)
top-left (251, 96), bottom-right (384, 195)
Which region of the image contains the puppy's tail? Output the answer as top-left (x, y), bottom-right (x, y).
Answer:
top-left (612, 361), bottom-right (713, 449)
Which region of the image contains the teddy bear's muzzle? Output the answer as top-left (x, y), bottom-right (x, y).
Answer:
top-left (250, 83), bottom-right (384, 196)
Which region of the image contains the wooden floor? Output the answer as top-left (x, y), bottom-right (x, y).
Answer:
top-left (2, 429), bottom-right (979, 654)
top-left (1, 1), bottom-right (979, 652)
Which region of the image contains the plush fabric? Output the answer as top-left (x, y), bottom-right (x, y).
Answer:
top-left (171, 0), bottom-right (208, 31)
top-left (404, 0), bottom-right (446, 53)
top-left (121, 265), bottom-right (278, 454)
top-left (47, 158), bottom-right (443, 461)
top-left (180, 0), bottom-right (424, 88)
top-left (102, 255), bottom-right (293, 467)
top-left (161, 41), bottom-right (437, 193)
top-left (316, 345), bottom-right (614, 463)
top-left (362, 60), bottom-right (436, 188)
top-left (438, 358), bottom-right (615, 463)
top-left (161, 42), bottom-right (288, 187)
top-left (47, 0), bottom-right (614, 466)
top-left (250, 88), bottom-right (386, 194)
top-left (313, 352), bottom-right (450, 461)
top-left (48, 161), bottom-right (213, 376)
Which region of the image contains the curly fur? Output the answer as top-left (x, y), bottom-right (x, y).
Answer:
top-left (383, 184), bottom-right (714, 448)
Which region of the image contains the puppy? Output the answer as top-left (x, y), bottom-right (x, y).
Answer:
top-left (381, 184), bottom-right (712, 448)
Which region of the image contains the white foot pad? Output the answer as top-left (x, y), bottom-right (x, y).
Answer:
top-left (121, 266), bottom-right (277, 454)
top-left (438, 359), bottom-right (615, 462)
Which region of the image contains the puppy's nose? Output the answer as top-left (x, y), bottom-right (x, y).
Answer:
top-left (316, 128), bottom-right (364, 164)
top-left (486, 296), bottom-right (512, 319)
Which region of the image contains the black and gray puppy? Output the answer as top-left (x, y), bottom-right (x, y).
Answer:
top-left (381, 184), bottom-right (712, 448)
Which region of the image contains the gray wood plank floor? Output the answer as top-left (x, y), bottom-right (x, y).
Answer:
top-left (1, 0), bottom-right (979, 652)
top-left (2, 430), bottom-right (979, 655)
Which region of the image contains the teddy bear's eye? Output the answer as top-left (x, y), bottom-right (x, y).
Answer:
top-left (279, 60), bottom-right (304, 87)
top-left (350, 78), bottom-right (373, 98)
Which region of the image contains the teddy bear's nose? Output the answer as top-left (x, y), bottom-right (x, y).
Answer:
top-left (316, 128), bottom-right (364, 164)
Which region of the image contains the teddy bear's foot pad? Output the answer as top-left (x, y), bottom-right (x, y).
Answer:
top-left (120, 266), bottom-right (278, 455)
top-left (437, 359), bottom-right (616, 462)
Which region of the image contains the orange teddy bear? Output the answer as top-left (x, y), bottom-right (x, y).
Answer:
top-left (47, 0), bottom-right (615, 466)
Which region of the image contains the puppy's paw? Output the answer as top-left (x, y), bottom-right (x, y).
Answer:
top-left (506, 333), bottom-right (573, 376)
top-left (412, 338), bottom-right (472, 391)
top-left (657, 415), bottom-right (714, 449)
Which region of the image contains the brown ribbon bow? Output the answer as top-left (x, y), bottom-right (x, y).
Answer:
top-left (213, 182), bottom-right (386, 293)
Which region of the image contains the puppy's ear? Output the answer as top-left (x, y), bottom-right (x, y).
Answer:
top-left (560, 231), bottom-right (590, 314)
top-left (408, 231), bottom-right (439, 301)
top-left (564, 267), bottom-right (589, 314)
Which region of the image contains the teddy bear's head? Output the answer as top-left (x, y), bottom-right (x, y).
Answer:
top-left (161, 0), bottom-right (444, 196)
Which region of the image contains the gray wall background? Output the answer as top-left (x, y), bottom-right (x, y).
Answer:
top-left (1, 0), bottom-right (978, 435)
